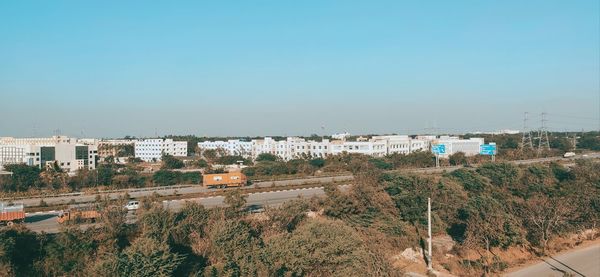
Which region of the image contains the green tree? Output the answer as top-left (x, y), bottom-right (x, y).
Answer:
top-left (97, 164), bottom-right (115, 186)
top-left (448, 152), bottom-right (468, 166)
top-left (161, 154), bottom-right (184, 169)
top-left (116, 237), bottom-right (184, 277)
top-left (223, 189), bottom-right (247, 215)
top-left (2, 164), bottom-right (41, 192)
top-left (152, 170), bottom-right (180, 186)
top-left (255, 153), bottom-right (278, 162)
top-left (0, 226), bottom-right (42, 276)
top-left (264, 219), bottom-right (394, 276)
top-left (38, 227), bottom-right (97, 276)
top-left (309, 158), bottom-right (326, 168)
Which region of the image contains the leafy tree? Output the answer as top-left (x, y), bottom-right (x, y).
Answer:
top-left (216, 155), bottom-right (250, 165)
top-left (520, 195), bottom-right (573, 254)
top-left (265, 199), bottom-right (309, 232)
top-left (38, 227), bottom-right (97, 276)
top-left (161, 154), bottom-right (184, 169)
top-left (2, 164), bottom-right (41, 192)
top-left (501, 137), bottom-right (519, 149)
top-left (309, 158), bottom-right (326, 168)
top-left (369, 158), bottom-right (393, 170)
top-left (97, 164), bottom-right (115, 186)
top-left (476, 163), bottom-right (518, 187)
top-left (223, 189), bottom-right (247, 216)
top-left (152, 170), bottom-right (180, 186)
top-left (576, 133), bottom-right (600, 150)
top-left (255, 153), bottom-right (278, 162)
top-left (0, 226), bottom-right (42, 276)
top-left (461, 196), bottom-right (523, 273)
top-left (195, 159), bottom-right (209, 168)
top-left (202, 220), bottom-right (266, 276)
top-left (449, 169), bottom-right (488, 194)
top-left (265, 219), bottom-right (393, 276)
top-left (115, 237), bottom-right (184, 277)
top-left (383, 174), bottom-right (434, 225)
top-left (448, 152), bottom-right (468, 166)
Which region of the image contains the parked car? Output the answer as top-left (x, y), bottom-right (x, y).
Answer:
top-left (563, 152), bottom-right (576, 158)
top-left (124, 201), bottom-right (140, 211)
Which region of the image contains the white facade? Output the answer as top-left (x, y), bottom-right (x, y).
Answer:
top-left (0, 136), bottom-right (98, 172)
top-left (198, 140), bottom-right (253, 157)
top-left (433, 136), bottom-right (484, 157)
top-left (134, 139), bottom-right (188, 162)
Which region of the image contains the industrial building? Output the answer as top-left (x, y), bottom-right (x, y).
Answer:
top-left (0, 136), bottom-right (98, 172)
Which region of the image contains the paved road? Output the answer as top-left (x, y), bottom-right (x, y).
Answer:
top-left (6, 175), bottom-right (353, 207)
top-left (21, 185), bottom-right (343, 233)
top-left (504, 243), bottom-right (600, 277)
top-left (4, 152), bottom-right (598, 209)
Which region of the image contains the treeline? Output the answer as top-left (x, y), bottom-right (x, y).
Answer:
top-left (0, 161), bottom-right (201, 193)
top-left (1, 160), bottom-right (598, 276)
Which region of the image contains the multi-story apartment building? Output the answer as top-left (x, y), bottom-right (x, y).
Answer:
top-left (0, 136), bottom-right (98, 172)
top-left (198, 140), bottom-right (253, 157)
top-left (134, 139), bottom-right (188, 162)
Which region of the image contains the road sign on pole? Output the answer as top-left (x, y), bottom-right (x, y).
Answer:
top-left (479, 144), bottom-right (497, 155)
top-left (432, 144), bottom-right (446, 155)
top-left (432, 144), bottom-right (445, 168)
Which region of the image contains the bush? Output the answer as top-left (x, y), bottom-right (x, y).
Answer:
top-left (162, 154), bottom-right (185, 169)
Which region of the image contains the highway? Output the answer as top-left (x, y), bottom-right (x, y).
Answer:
top-left (22, 185), bottom-right (338, 233)
top-left (5, 175), bottom-right (353, 207)
top-left (6, 152), bottom-right (598, 209)
top-left (504, 243), bottom-right (600, 277)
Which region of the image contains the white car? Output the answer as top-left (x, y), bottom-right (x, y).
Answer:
top-left (124, 201), bottom-right (140, 211)
top-left (563, 152), bottom-right (576, 158)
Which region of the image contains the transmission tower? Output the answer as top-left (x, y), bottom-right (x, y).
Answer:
top-left (521, 112), bottom-right (533, 150)
top-left (537, 112), bottom-right (550, 153)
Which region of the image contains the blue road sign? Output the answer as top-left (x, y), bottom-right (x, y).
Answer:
top-left (480, 144), bottom-right (497, 155)
top-left (432, 144), bottom-right (446, 155)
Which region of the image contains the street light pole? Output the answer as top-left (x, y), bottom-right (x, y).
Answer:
top-left (427, 197), bottom-right (433, 271)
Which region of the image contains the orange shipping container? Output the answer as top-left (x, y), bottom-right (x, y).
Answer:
top-left (203, 172), bottom-right (247, 188)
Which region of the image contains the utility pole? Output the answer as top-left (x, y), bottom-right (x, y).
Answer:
top-left (427, 197), bottom-right (433, 272)
top-left (521, 112), bottom-right (533, 150)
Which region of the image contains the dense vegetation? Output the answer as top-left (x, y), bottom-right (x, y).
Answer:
top-left (1, 159), bottom-right (598, 276)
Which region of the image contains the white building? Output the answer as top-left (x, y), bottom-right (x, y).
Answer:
top-left (433, 136), bottom-right (484, 157)
top-left (194, 134), bottom-right (486, 161)
top-left (329, 139), bottom-right (387, 157)
top-left (331, 132), bottom-right (351, 140)
top-left (198, 140), bottom-right (253, 157)
top-left (134, 139), bottom-right (188, 162)
top-left (0, 136), bottom-right (98, 172)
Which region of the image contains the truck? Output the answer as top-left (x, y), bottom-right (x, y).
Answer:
top-left (0, 202), bottom-right (25, 226)
top-left (57, 205), bottom-right (102, 224)
top-left (203, 172), bottom-right (247, 188)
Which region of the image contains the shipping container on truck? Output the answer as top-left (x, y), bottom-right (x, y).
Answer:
top-left (0, 202), bottom-right (25, 226)
top-left (203, 172), bottom-right (247, 188)
top-left (57, 204), bottom-right (102, 224)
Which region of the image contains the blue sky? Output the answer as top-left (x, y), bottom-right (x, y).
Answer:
top-left (1, 1), bottom-right (598, 137)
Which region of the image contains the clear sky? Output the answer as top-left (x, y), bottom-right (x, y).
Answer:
top-left (1, 1), bottom-right (599, 138)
